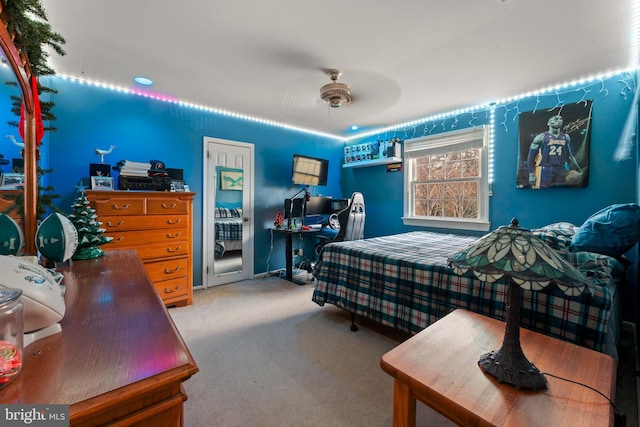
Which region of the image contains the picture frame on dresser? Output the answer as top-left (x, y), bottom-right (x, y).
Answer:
top-left (91, 176), bottom-right (114, 190)
top-left (0, 173), bottom-right (25, 189)
top-left (171, 179), bottom-right (186, 191)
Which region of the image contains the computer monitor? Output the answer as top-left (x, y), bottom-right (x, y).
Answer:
top-left (283, 198), bottom-right (305, 219)
top-left (331, 198), bottom-right (349, 213)
top-left (305, 196), bottom-right (332, 216)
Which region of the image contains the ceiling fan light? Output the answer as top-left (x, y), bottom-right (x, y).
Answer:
top-left (320, 82), bottom-right (352, 108)
top-left (319, 69), bottom-right (352, 108)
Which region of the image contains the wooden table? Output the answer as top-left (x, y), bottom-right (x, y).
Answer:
top-left (380, 309), bottom-right (615, 427)
top-left (0, 250), bottom-right (199, 426)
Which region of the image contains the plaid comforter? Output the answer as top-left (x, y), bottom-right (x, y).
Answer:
top-left (215, 218), bottom-right (242, 241)
top-left (312, 231), bottom-right (624, 355)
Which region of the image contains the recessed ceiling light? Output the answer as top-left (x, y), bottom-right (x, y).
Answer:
top-left (133, 76), bottom-right (154, 86)
top-left (350, 125), bottom-right (359, 131)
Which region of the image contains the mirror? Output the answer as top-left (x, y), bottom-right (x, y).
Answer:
top-left (213, 167), bottom-right (243, 275)
top-left (0, 6), bottom-right (37, 255)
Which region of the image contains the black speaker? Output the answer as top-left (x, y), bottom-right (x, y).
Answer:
top-left (166, 168), bottom-right (183, 181)
top-left (12, 158), bottom-right (23, 173)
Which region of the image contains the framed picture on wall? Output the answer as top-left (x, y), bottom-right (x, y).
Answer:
top-left (91, 176), bottom-right (114, 190)
top-left (0, 173), bottom-right (24, 189)
top-left (516, 100), bottom-right (592, 190)
top-left (220, 170), bottom-right (243, 190)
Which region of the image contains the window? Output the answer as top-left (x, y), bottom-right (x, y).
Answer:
top-left (403, 126), bottom-right (490, 231)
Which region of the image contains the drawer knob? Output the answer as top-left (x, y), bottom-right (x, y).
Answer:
top-left (163, 284), bottom-right (181, 293)
top-left (107, 221), bottom-right (125, 227)
top-left (167, 246), bottom-right (182, 253)
top-left (161, 203), bottom-right (177, 209)
top-left (166, 232), bottom-right (182, 238)
top-left (167, 218), bottom-right (182, 225)
top-left (164, 266), bottom-right (181, 274)
top-left (112, 203), bottom-right (131, 210)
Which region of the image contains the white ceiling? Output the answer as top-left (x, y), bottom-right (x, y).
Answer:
top-left (39, 0), bottom-right (635, 138)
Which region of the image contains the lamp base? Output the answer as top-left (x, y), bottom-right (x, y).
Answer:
top-left (478, 347), bottom-right (547, 391)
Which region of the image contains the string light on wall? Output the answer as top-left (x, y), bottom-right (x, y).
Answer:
top-left (345, 68), bottom-right (636, 194)
top-left (495, 69), bottom-right (637, 133)
top-left (53, 74), bottom-right (344, 141)
top-left (54, 65), bottom-right (636, 145)
top-left (630, 0), bottom-right (640, 67)
top-left (488, 107), bottom-right (495, 190)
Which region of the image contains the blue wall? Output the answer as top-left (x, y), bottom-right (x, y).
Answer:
top-left (0, 71), bottom-right (636, 289)
top-left (0, 76), bottom-right (344, 286)
top-left (344, 72), bottom-right (638, 238)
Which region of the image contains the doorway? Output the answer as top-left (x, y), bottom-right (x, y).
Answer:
top-left (202, 137), bottom-right (254, 288)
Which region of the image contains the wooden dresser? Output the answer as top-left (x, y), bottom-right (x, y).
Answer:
top-left (0, 250), bottom-right (199, 426)
top-left (86, 190), bottom-right (195, 307)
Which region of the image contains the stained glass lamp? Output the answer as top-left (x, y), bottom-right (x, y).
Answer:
top-left (447, 218), bottom-right (589, 391)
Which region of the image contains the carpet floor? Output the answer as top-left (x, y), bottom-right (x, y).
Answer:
top-left (169, 276), bottom-right (637, 427)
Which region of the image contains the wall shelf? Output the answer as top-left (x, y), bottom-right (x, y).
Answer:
top-left (343, 157), bottom-right (402, 168)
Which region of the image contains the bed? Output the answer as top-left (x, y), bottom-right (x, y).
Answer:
top-left (312, 224), bottom-right (627, 361)
top-left (215, 207), bottom-right (243, 257)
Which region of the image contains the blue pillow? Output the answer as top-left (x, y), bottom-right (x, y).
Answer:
top-left (570, 203), bottom-right (640, 257)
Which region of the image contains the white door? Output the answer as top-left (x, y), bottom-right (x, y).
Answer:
top-left (203, 137), bottom-right (254, 287)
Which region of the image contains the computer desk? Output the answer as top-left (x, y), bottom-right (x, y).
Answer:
top-left (271, 227), bottom-right (321, 285)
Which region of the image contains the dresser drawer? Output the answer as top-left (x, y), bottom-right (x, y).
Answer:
top-left (147, 198), bottom-right (190, 215)
top-left (130, 240), bottom-right (189, 260)
top-left (104, 228), bottom-right (189, 246)
top-left (153, 277), bottom-right (189, 302)
top-left (92, 197), bottom-right (146, 216)
top-left (101, 215), bottom-right (188, 232)
top-left (144, 258), bottom-right (188, 282)
top-left (0, 190), bottom-right (23, 226)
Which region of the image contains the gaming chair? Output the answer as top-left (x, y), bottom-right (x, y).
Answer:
top-left (335, 192), bottom-right (365, 242)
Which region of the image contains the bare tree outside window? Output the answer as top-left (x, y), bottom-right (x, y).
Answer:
top-left (403, 126), bottom-right (489, 231)
top-left (413, 149), bottom-right (480, 219)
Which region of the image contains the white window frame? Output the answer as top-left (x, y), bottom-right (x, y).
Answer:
top-left (402, 126), bottom-right (490, 231)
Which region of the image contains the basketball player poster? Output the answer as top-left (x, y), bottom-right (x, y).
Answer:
top-left (516, 100), bottom-right (592, 189)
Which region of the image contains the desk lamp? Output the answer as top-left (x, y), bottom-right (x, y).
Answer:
top-left (448, 218), bottom-right (588, 391)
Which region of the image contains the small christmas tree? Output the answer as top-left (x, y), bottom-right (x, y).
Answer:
top-left (274, 210), bottom-right (284, 228)
top-left (68, 186), bottom-right (112, 260)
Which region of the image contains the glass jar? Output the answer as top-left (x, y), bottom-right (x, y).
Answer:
top-left (0, 288), bottom-right (24, 388)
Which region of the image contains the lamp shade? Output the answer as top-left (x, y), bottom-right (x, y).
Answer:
top-left (448, 218), bottom-right (588, 296)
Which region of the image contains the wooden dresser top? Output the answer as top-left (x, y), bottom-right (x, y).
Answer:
top-left (0, 250), bottom-right (198, 418)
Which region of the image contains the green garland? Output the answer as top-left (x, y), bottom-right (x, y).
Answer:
top-left (2, 0), bottom-right (66, 76)
top-left (3, 0), bottom-right (66, 131)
